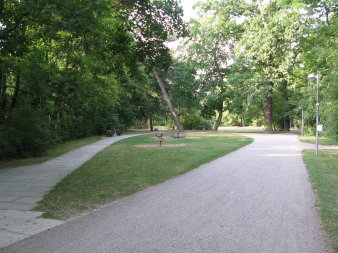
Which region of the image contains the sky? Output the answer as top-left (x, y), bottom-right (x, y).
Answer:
top-left (180, 0), bottom-right (199, 20)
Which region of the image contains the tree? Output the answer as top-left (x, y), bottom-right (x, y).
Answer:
top-left (296, 0), bottom-right (338, 138)
top-left (236, 0), bottom-right (305, 132)
top-left (0, 0), bottom-right (188, 158)
top-left (120, 0), bottom-right (186, 130)
top-left (180, 0), bottom-right (246, 131)
top-left (168, 60), bottom-right (201, 114)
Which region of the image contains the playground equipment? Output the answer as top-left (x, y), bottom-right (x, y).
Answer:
top-left (171, 130), bottom-right (186, 138)
top-left (155, 133), bottom-right (165, 146)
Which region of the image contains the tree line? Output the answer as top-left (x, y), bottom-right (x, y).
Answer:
top-left (0, 0), bottom-right (336, 159)
top-left (171, 0), bottom-right (337, 135)
top-left (0, 0), bottom-right (185, 158)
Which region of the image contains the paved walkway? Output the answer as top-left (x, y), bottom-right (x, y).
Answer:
top-left (0, 134), bottom-right (144, 248)
top-left (1, 133), bottom-right (333, 252)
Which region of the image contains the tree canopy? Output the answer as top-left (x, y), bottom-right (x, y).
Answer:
top-left (0, 0), bottom-right (185, 158)
top-left (0, 0), bottom-right (337, 159)
top-left (174, 0), bottom-right (337, 134)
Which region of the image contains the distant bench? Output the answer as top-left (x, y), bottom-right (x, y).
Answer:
top-left (106, 128), bottom-right (122, 137)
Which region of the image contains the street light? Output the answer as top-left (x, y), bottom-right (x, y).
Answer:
top-left (307, 73), bottom-right (320, 156)
top-left (300, 106), bottom-right (304, 136)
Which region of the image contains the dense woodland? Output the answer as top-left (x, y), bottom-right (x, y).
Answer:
top-left (0, 0), bottom-right (337, 159)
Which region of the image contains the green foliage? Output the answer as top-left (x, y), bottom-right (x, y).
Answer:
top-left (0, 106), bottom-right (57, 158)
top-left (178, 0), bottom-right (249, 130)
top-left (321, 84), bottom-right (338, 139)
top-left (182, 114), bottom-right (212, 130)
top-left (173, 0), bottom-right (336, 137)
top-left (0, 0), bottom-right (185, 159)
top-left (295, 1), bottom-right (338, 139)
top-left (1, 0), bottom-right (336, 157)
top-left (168, 61), bottom-right (200, 112)
top-left (226, 65), bottom-right (265, 126)
top-left (126, 0), bottom-right (186, 70)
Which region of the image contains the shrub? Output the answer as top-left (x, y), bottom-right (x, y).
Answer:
top-left (182, 114), bottom-right (212, 130)
top-left (321, 85), bottom-right (338, 140)
top-left (0, 107), bottom-right (57, 159)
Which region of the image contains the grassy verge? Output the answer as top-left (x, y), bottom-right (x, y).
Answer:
top-left (300, 136), bottom-right (338, 146)
top-left (34, 132), bottom-right (253, 220)
top-left (0, 136), bottom-right (102, 170)
top-left (303, 150), bottom-right (338, 252)
top-left (219, 126), bottom-right (264, 133)
top-left (123, 129), bottom-right (151, 134)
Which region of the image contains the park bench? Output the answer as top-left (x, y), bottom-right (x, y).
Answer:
top-left (106, 128), bottom-right (122, 137)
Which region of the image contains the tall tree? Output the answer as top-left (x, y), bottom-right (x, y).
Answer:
top-left (121, 0), bottom-right (186, 130)
top-left (297, 0), bottom-right (338, 138)
top-left (237, 0), bottom-right (304, 132)
top-left (181, 0), bottom-right (247, 131)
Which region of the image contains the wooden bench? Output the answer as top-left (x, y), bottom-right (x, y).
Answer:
top-left (106, 128), bottom-right (122, 137)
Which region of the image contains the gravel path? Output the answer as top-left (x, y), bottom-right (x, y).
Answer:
top-left (1, 134), bottom-right (331, 253)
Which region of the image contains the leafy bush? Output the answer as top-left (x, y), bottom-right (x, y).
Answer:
top-left (321, 85), bottom-right (338, 140)
top-left (182, 114), bottom-right (212, 130)
top-left (0, 107), bottom-right (57, 159)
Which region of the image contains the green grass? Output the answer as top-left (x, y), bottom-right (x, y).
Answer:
top-left (34, 132), bottom-right (253, 220)
top-left (300, 136), bottom-right (338, 146)
top-left (123, 129), bottom-right (151, 134)
top-left (303, 150), bottom-right (338, 252)
top-left (0, 136), bottom-right (102, 170)
top-left (219, 126), bottom-right (264, 133)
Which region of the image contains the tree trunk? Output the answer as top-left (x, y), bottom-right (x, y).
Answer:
top-left (149, 112), bottom-right (154, 131)
top-left (213, 101), bottom-right (223, 131)
top-left (0, 70), bottom-right (7, 122)
top-left (281, 79), bottom-right (290, 132)
top-left (10, 70), bottom-right (21, 109)
top-left (152, 69), bottom-right (184, 131)
top-left (264, 83), bottom-right (273, 133)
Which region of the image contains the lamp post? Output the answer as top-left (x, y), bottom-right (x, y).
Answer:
top-left (301, 107), bottom-right (304, 136)
top-left (307, 73), bottom-right (320, 156)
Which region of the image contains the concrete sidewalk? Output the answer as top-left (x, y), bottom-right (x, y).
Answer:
top-left (0, 134), bottom-right (143, 248)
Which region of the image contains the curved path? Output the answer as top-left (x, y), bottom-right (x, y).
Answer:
top-left (0, 134), bottom-right (145, 248)
top-left (1, 134), bottom-right (331, 252)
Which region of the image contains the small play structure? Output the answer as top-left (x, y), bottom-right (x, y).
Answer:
top-left (171, 130), bottom-right (186, 138)
top-left (155, 133), bottom-right (165, 147)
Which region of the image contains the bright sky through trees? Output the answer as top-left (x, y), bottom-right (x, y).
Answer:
top-left (180, 0), bottom-right (200, 20)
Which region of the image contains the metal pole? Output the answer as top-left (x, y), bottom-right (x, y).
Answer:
top-left (301, 107), bottom-right (304, 136)
top-left (316, 103), bottom-right (319, 156)
top-left (315, 74), bottom-right (320, 156)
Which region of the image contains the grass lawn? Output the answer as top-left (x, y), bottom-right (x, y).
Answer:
top-left (34, 132), bottom-right (253, 220)
top-left (219, 126), bottom-right (264, 133)
top-left (303, 150), bottom-right (338, 252)
top-left (0, 136), bottom-right (102, 170)
top-left (123, 129), bottom-right (151, 134)
top-left (300, 136), bottom-right (338, 146)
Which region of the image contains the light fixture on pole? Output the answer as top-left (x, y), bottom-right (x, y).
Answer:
top-left (307, 73), bottom-right (320, 156)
